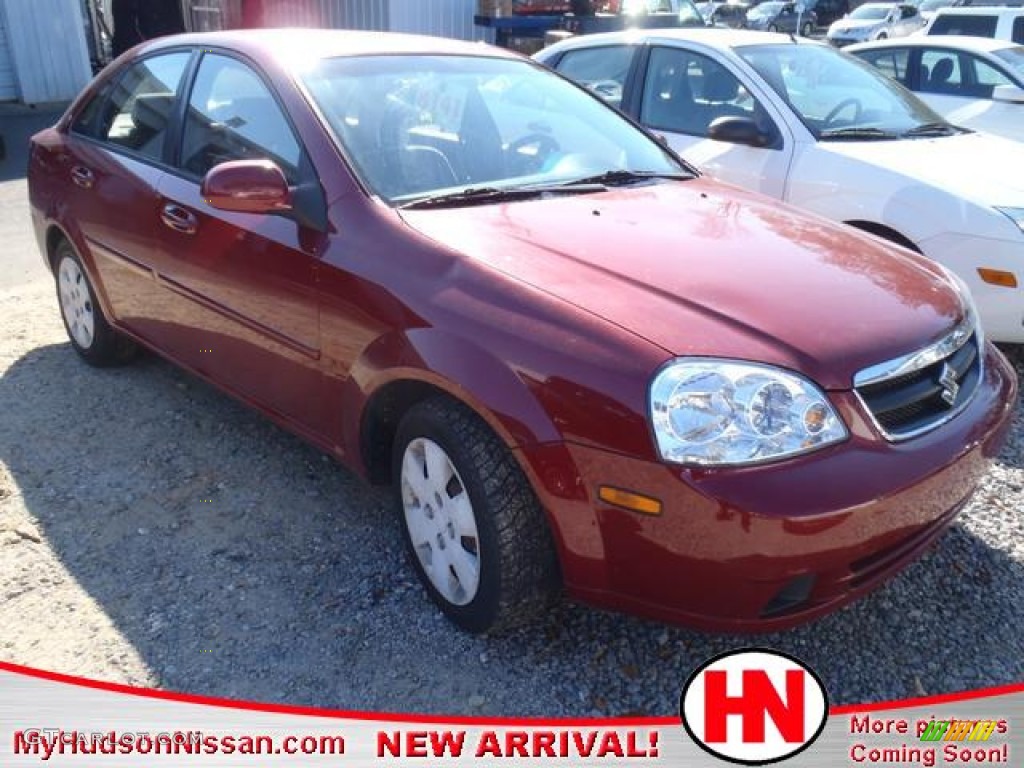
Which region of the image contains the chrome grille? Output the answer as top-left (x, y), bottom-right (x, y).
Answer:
top-left (854, 317), bottom-right (981, 441)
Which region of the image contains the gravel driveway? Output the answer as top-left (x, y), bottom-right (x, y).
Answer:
top-left (1, 175), bottom-right (1022, 716)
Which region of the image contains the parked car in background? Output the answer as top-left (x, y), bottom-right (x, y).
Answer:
top-left (805, 0), bottom-right (851, 26)
top-left (924, 7), bottom-right (1024, 42)
top-left (850, 36), bottom-right (1024, 141)
top-left (29, 30), bottom-right (1018, 635)
top-left (538, 30), bottom-right (1024, 341)
top-left (827, 3), bottom-right (925, 47)
top-left (916, 0), bottom-right (958, 24)
top-left (745, 1), bottom-right (818, 34)
top-left (698, 1), bottom-right (753, 27)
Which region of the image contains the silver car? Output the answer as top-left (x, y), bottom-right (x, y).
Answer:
top-left (827, 2), bottom-right (924, 47)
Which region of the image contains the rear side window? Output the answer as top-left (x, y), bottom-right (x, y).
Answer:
top-left (554, 46), bottom-right (634, 108)
top-left (929, 14), bottom-right (998, 38)
top-left (96, 53), bottom-right (191, 161)
top-left (856, 48), bottom-right (911, 85)
top-left (1014, 17), bottom-right (1024, 43)
top-left (179, 54), bottom-right (302, 181)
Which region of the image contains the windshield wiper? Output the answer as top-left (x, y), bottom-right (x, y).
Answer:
top-left (902, 122), bottom-right (965, 137)
top-left (397, 185), bottom-right (588, 210)
top-left (819, 127), bottom-right (899, 140)
top-left (558, 169), bottom-right (694, 187)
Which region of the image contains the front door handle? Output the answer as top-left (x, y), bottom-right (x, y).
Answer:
top-left (160, 203), bottom-right (198, 235)
top-left (70, 165), bottom-right (94, 189)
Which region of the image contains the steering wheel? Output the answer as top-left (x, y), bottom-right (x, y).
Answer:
top-left (823, 97), bottom-right (863, 127)
top-left (507, 132), bottom-right (561, 173)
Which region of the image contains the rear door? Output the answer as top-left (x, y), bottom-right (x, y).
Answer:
top-left (59, 51), bottom-right (192, 341)
top-left (915, 47), bottom-right (1022, 139)
top-left (154, 51), bottom-right (326, 435)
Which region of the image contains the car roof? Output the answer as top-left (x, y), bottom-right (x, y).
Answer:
top-left (848, 33), bottom-right (1020, 51)
top-left (135, 28), bottom-right (518, 69)
top-left (931, 5), bottom-right (1024, 15)
top-left (538, 27), bottom-right (807, 57)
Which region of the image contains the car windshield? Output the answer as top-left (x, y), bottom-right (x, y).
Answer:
top-left (738, 43), bottom-right (947, 139)
top-left (850, 5), bottom-right (891, 19)
top-left (750, 2), bottom-right (784, 16)
top-left (993, 47), bottom-right (1024, 81)
top-left (918, 0), bottom-right (952, 11)
top-left (299, 55), bottom-right (688, 205)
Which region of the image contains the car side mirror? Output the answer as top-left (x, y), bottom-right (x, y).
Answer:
top-left (707, 115), bottom-right (772, 147)
top-left (202, 159), bottom-right (292, 215)
top-left (992, 84), bottom-right (1024, 104)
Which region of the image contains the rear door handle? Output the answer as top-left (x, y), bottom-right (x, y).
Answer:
top-left (70, 165), bottom-right (94, 189)
top-left (160, 203), bottom-right (198, 235)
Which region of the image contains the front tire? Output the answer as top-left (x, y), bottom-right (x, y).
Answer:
top-left (768, 23), bottom-right (779, 32)
top-left (801, 21), bottom-right (814, 36)
top-left (54, 240), bottom-right (136, 366)
top-left (393, 397), bottom-right (559, 634)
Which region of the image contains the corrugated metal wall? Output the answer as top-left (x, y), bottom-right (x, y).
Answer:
top-left (0, 8), bottom-right (17, 101)
top-left (184, 0), bottom-right (490, 39)
top-left (388, 0), bottom-right (490, 41)
top-left (2, 0), bottom-right (92, 103)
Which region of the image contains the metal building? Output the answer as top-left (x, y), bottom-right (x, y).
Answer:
top-left (182, 0), bottom-right (491, 42)
top-left (0, 0), bottom-right (93, 104)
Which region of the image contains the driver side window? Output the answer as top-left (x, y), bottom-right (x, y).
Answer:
top-left (641, 46), bottom-right (770, 140)
top-left (179, 54), bottom-right (302, 182)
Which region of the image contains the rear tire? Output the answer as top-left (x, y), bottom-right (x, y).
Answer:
top-left (393, 396), bottom-right (560, 634)
top-left (54, 240), bottom-right (137, 367)
top-left (768, 23), bottom-right (779, 32)
top-left (801, 21), bottom-right (814, 36)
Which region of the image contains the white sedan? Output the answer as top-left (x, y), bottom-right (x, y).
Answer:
top-left (536, 30), bottom-right (1024, 342)
top-left (848, 36), bottom-right (1024, 142)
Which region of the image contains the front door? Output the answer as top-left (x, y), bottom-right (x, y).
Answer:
top-left (637, 45), bottom-right (794, 199)
top-left (154, 52), bottom-right (326, 436)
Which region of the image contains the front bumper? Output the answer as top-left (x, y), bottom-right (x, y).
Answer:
top-left (521, 342), bottom-right (1017, 632)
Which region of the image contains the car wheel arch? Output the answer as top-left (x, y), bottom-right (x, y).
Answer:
top-left (350, 329), bottom-right (567, 487)
top-left (42, 223), bottom-right (120, 322)
top-left (844, 220), bottom-right (922, 253)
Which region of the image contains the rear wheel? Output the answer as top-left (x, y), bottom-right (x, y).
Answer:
top-left (801, 21), bottom-right (814, 36)
top-left (877, 32), bottom-right (888, 39)
top-left (54, 240), bottom-right (136, 366)
top-left (393, 397), bottom-right (559, 634)
top-left (768, 23), bottom-right (779, 31)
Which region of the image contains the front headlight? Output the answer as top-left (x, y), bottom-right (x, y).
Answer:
top-left (649, 359), bottom-right (848, 466)
top-left (995, 207), bottom-right (1024, 233)
top-left (938, 264), bottom-right (984, 346)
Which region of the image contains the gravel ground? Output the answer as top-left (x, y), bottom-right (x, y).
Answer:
top-left (1, 195), bottom-right (1022, 718)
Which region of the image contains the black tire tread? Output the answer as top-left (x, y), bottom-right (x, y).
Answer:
top-left (395, 396), bottom-right (560, 634)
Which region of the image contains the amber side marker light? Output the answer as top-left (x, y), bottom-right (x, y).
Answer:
top-left (977, 268), bottom-right (1018, 288)
top-left (598, 486), bottom-right (663, 516)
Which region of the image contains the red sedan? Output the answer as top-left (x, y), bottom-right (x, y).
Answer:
top-left (28, 30), bottom-right (1017, 633)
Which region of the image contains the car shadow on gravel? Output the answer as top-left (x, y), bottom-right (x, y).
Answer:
top-left (1, 340), bottom-right (1022, 717)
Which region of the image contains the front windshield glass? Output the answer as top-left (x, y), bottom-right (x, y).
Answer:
top-left (749, 2), bottom-right (783, 16)
top-left (299, 55), bottom-right (687, 204)
top-left (993, 47), bottom-right (1024, 82)
top-left (850, 5), bottom-right (890, 19)
top-left (918, 0), bottom-right (952, 11)
top-left (738, 43), bottom-right (947, 139)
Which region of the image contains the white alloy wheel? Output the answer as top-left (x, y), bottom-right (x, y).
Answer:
top-left (400, 437), bottom-right (481, 606)
top-left (58, 256), bottom-right (95, 350)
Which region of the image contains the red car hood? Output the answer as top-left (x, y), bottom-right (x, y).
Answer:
top-left (399, 178), bottom-right (964, 390)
